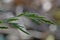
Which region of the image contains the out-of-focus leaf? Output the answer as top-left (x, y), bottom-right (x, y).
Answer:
top-left (7, 17), bottom-right (18, 22)
top-left (10, 23), bottom-right (30, 35)
top-left (0, 26), bottom-right (8, 29)
top-left (0, 20), bottom-right (4, 24)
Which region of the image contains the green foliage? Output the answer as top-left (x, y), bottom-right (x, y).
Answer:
top-left (0, 20), bottom-right (4, 24)
top-left (10, 23), bottom-right (30, 35)
top-left (0, 26), bottom-right (8, 29)
top-left (7, 17), bottom-right (18, 22)
top-left (0, 12), bottom-right (54, 34)
top-left (18, 12), bottom-right (54, 25)
top-left (0, 20), bottom-right (8, 29)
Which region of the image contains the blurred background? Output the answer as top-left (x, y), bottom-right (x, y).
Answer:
top-left (0, 0), bottom-right (60, 40)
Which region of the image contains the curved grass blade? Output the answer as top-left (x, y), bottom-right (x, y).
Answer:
top-left (10, 23), bottom-right (30, 35)
top-left (7, 17), bottom-right (18, 22)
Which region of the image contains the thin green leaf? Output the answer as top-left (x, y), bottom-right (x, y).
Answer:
top-left (7, 17), bottom-right (18, 22)
top-left (25, 14), bottom-right (44, 18)
top-left (31, 19), bottom-right (40, 25)
top-left (10, 23), bottom-right (30, 35)
top-left (29, 17), bottom-right (42, 25)
top-left (17, 12), bottom-right (29, 17)
top-left (17, 12), bottom-right (45, 18)
top-left (41, 19), bottom-right (54, 24)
